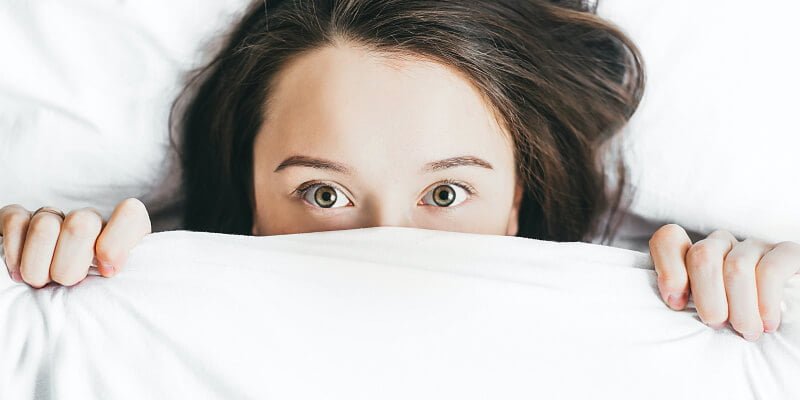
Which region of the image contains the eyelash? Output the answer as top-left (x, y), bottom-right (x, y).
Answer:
top-left (435, 179), bottom-right (477, 196)
top-left (292, 180), bottom-right (347, 200)
top-left (291, 179), bottom-right (478, 207)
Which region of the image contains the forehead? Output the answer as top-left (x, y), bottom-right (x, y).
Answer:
top-left (259, 43), bottom-right (514, 173)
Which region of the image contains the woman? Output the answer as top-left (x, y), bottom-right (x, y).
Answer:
top-left (1, 0), bottom-right (798, 342)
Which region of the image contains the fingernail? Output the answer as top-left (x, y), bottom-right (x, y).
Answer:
top-left (743, 332), bottom-right (761, 341)
top-left (99, 262), bottom-right (115, 277)
top-left (763, 319), bottom-right (780, 333)
top-left (10, 271), bottom-right (22, 283)
top-left (667, 292), bottom-right (686, 309)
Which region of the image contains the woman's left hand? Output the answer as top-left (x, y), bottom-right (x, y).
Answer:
top-left (649, 224), bottom-right (800, 341)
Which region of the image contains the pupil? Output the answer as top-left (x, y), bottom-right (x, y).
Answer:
top-left (434, 185), bottom-right (455, 206)
top-left (316, 186), bottom-right (336, 208)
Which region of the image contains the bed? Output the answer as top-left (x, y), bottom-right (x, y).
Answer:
top-left (1, 0), bottom-right (799, 399)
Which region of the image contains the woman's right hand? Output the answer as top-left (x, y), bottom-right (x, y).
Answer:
top-left (0, 198), bottom-right (151, 288)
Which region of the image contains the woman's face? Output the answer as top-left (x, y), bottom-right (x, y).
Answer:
top-left (251, 43), bottom-right (523, 236)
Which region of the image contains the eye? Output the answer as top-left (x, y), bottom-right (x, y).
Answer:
top-left (298, 183), bottom-right (352, 209)
top-left (420, 181), bottom-right (473, 208)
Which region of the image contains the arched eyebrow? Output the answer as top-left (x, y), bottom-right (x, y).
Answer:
top-left (423, 156), bottom-right (493, 172)
top-left (273, 155), bottom-right (494, 174)
top-left (274, 155), bottom-right (352, 174)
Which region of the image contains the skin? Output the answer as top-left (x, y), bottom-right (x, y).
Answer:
top-left (0, 199), bottom-right (150, 287)
top-left (649, 225), bottom-right (800, 341)
top-left (1, 43), bottom-right (798, 342)
top-left (250, 44), bottom-right (523, 236)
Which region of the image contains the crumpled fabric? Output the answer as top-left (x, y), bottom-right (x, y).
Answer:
top-left (1, 227), bottom-right (798, 399)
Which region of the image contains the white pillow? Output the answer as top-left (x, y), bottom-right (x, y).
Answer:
top-left (598, 0), bottom-right (800, 243)
top-left (0, 0), bottom-right (250, 230)
top-left (2, 227), bottom-right (799, 399)
top-left (2, 0), bottom-right (797, 243)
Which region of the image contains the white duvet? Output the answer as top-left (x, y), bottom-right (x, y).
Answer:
top-left (1, 227), bottom-right (798, 399)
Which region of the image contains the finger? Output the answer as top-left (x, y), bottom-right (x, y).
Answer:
top-left (19, 212), bottom-right (63, 288)
top-left (756, 241), bottom-right (800, 334)
top-left (685, 230), bottom-right (738, 328)
top-left (0, 205), bottom-right (32, 282)
top-left (649, 224), bottom-right (692, 310)
top-left (94, 198), bottom-right (151, 277)
top-left (50, 208), bottom-right (104, 286)
top-left (723, 238), bottom-right (771, 341)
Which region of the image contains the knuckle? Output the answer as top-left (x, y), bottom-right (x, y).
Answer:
top-left (685, 244), bottom-right (718, 274)
top-left (115, 198), bottom-right (152, 234)
top-left (27, 216), bottom-right (61, 241)
top-left (775, 240), bottom-right (800, 252)
top-left (710, 229), bottom-right (731, 237)
top-left (707, 229), bottom-right (737, 243)
top-left (755, 258), bottom-right (780, 279)
top-left (649, 224), bottom-right (686, 246)
top-left (743, 237), bottom-right (771, 251)
top-left (723, 256), bottom-right (753, 280)
top-left (63, 210), bottom-right (102, 237)
top-left (118, 198), bottom-right (148, 217)
top-left (0, 204), bottom-right (28, 215)
top-left (3, 211), bottom-right (30, 232)
top-left (687, 243), bottom-right (713, 261)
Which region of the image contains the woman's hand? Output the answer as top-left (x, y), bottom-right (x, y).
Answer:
top-left (649, 224), bottom-right (800, 341)
top-left (0, 198), bottom-right (151, 288)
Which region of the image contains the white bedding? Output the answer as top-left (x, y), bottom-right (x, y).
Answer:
top-left (3, 0), bottom-right (799, 241)
top-left (597, 0), bottom-right (800, 243)
top-left (1, 227), bottom-right (798, 399)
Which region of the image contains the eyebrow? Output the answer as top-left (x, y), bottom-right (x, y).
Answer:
top-left (273, 155), bottom-right (494, 174)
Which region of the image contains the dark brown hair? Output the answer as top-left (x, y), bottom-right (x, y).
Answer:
top-left (172, 0), bottom-right (644, 243)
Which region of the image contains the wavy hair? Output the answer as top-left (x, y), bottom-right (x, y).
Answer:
top-left (171, 0), bottom-right (644, 242)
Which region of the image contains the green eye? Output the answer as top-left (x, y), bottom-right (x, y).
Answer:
top-left (421, 183), bottom-right (469, 207)
top-left (300, 184), bottom-right (350, 209)
top-left (315, 186), bottom-right (337, 208)
top-left (433, 185), bottom-right (455, 206)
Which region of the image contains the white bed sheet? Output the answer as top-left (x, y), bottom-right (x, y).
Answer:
top-left (1, 227), bottom-right (798, 399)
